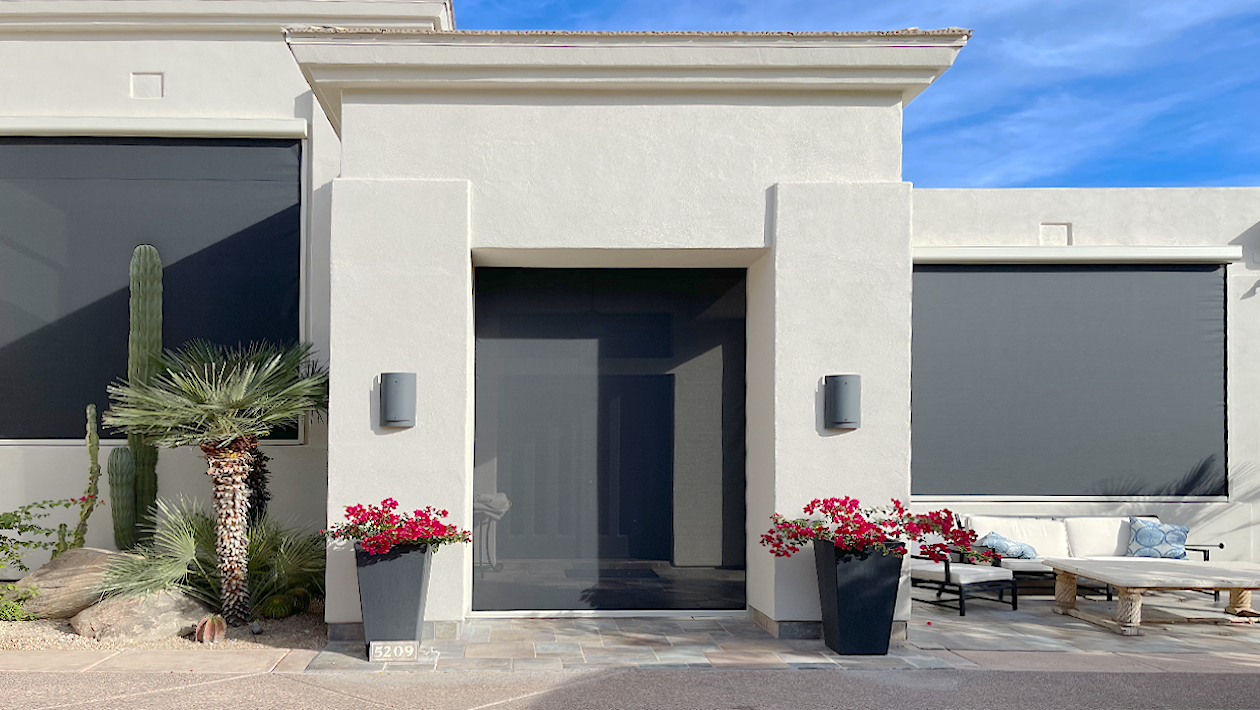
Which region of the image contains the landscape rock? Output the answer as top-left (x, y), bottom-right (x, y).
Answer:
top-left (11, 548), bottom-right (125, 619)
top-left (70, 590), bottom-right (211, 642)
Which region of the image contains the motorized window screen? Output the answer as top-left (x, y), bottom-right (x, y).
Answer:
top-left (912, 264), bottom-right (1226, 497)
top-left (0, 138), bottom-right (301, 440)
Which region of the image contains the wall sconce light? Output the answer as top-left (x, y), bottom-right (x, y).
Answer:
top-left (380, 372), bottom-right (416, 427)
top-left (824, 375), bottom-right (860, 429)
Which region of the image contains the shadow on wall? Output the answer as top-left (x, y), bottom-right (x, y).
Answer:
top-left (1086, 455), bottom-right (1228, 498)
top-left (1230, 220), bottom-right (1260, 298)
top-left (0, 206), bottom-right (299, 439)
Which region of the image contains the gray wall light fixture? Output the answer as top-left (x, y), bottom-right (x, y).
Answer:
top-left (824, 375), bottom-right (860, 429)
top-left (380, 372), bottom-right (417, 427)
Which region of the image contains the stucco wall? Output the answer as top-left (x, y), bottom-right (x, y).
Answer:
top-left (0, 30), bottom-right (337, 573)
top-left (325, 77), bottom-right (914, 622)
top-left (338, 94), bottom-right (903, 247)
top-left (912, 188), bottom-right (1260, 562)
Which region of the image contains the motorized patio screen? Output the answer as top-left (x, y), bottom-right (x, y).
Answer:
top-left (912, 265), bottom-right (1226, 497)
top-left (473, 268), bottom-right (747, 611)
top-left (0, 138), bottom-right (301, 439)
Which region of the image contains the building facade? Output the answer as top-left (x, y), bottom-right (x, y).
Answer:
top-left (2, 0), bottom-right (1258, 639)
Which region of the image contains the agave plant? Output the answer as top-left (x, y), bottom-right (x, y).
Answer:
top-left (99, 498), bottom-right (325, 619)
top-left (103, 341), bottom-right (328, 625)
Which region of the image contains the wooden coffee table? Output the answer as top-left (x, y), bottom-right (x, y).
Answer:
top-left (1043, 557), bottom-right (1260, 636)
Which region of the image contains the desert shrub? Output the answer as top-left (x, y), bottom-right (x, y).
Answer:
top-left (99, 498), bottom-right (324, 618)
top-left (0, 584), bottom-right (37, 621)
top-left (0, 498), bottom-right (88, 571)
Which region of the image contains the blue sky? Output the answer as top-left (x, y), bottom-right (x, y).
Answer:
top-left (454, 1), bottom-right (1260, 189)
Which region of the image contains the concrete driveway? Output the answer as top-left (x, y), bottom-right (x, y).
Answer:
top-left (4, 667), bottom-right (1260, 710)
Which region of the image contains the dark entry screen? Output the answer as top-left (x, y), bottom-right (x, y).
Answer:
top-left (473, 269), bottom-right (746, 610)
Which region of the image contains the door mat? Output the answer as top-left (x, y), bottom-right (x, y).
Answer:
top-left (564, 568), bottom-right (661, 579)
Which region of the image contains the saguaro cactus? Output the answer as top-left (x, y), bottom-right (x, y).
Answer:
top-left (107, 447), bottom-right (136, 549)
top-left (111, 245), bottom-right (163, 547)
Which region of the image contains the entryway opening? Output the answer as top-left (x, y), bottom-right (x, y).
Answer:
top-left (472, 268), bottom-right (746, 611)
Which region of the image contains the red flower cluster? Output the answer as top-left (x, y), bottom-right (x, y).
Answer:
top-left (323, 498), bottom-right (471, 555)
top-left (760, 497), bottom-right (991, 563)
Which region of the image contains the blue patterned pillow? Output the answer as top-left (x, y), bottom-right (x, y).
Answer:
top-left (977, 532), bottom-right (1038, 559)
top-left (1127, 517), bottom-right (1188, 559)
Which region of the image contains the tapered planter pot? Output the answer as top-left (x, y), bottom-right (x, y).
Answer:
top-left (813, 541), bottom-right (903, 655)
top-left (355, 543), bottom-right (433, 646)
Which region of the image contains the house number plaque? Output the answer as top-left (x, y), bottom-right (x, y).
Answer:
top-left (370, 640), bottom-right (423, 663)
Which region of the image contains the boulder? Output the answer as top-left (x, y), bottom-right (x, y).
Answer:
top-left (11, 548), bottom-right (123, 619)
top-left (70, 590), bottom-right (211, 642)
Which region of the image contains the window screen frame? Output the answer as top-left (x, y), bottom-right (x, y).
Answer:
top-left (0, 135), bottom-right (311, 446)
top-left (910, 260), bottom-right (1230, 504)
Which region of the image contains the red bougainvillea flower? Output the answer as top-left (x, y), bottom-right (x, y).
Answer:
top-left (323, 498), bottom-right (471, 555)
top-left (760, 497), bottom-right (992, 563)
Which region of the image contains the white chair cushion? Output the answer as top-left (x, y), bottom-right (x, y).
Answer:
top-left (999, 557), bottom-right (1054, 573)
top-left (910, 559), bottom-right (1013, 584)
top-left (965, 515), bottom-right (1071, 558)
top-left (1064, 517), bottom-right (1157, 557)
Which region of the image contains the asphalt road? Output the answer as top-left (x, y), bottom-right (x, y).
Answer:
top-left (4, 669), bottom-right (1260, 710)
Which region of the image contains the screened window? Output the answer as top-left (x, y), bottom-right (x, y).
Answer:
top-left (912, 265), bottom-right (1226, 497)
top-left (0, 138), bottom-right (301, 439)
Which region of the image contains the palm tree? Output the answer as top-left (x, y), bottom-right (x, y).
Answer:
top-left (104, 340), bottom-right (328, 625)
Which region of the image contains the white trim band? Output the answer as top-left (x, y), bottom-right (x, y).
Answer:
top-left (0, 117), bottom-right (309, 139)
top-left (913, 246), bottom-right (1244, 264)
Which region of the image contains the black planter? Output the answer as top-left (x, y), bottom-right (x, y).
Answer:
top-left (354, 542), bottom-right (433, 646)
top-left (813, 541), bottom-right (903, 655)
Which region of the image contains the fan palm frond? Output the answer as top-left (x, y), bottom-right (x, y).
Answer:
top-left (103, 340), bottom-right (328, 449)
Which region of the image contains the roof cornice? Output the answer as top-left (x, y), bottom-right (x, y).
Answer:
top-left (286, 27), bottom-right (970, 136)
top-left (0, 1), bottom-right (453, 35)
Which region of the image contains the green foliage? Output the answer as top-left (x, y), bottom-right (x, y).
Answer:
top-left (99, 499), bottom-right (325, 618)
top-left (127, 244), bottom-right (163, 542)
top-left (0, 499), bottom-right (82, 571)
top-left (104, 340), bottom-right (329, 450)
top-left (107, 447), bottom-right (137, 550)
top-left (58, 404), bottom-right (104, 556)
top-left (0, 584), bottom-right (37, 621)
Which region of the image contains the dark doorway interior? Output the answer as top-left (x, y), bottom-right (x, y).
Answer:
top-left (473, 268), bottom-right (746, 611)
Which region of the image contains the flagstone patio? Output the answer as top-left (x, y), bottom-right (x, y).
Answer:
top-left (308, 588), bottom-right (1260, 673)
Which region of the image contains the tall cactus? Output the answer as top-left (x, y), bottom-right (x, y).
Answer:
top-left (70, 404), bottom-right (103, 549)
top-left (112, 245), bottom-right (163, 547)
top-left (107, 447), bottom-right (136, 549)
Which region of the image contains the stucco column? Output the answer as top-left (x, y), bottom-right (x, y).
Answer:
top-left (324, 178), bottom-right (473, 624)
top-left (746, 182), bottom-right (913, 633)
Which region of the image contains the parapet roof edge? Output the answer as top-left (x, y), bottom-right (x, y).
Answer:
top-left (287, 25), bottom-right (970, 136)
top-left (289, 26), bottom-right (973, 40)
top-left (0, 0), bottom-right (454, 33)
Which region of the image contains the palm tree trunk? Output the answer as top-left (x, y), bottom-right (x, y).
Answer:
top-left (203, 441), bottom-right (253, 626)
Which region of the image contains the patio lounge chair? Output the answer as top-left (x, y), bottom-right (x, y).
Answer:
top-left (909, 554), bottom-right (1018, 616)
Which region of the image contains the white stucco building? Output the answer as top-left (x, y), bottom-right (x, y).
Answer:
top-left (2, 0), bottom-right (1258, 642)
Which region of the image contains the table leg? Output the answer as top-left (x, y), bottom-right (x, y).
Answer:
top-left (1226, 589), bottom-right (1259, 617)
top-left (1053, 571), bottom-right (1077, 615)
top-left (1116, 587), bottom-right (1142, 636)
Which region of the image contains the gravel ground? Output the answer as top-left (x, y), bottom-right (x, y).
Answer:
top-left (0, 599), bottom-right (327, 651)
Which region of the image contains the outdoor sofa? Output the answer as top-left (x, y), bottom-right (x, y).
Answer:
top-left (959, 514), bottom-right (1224, 599)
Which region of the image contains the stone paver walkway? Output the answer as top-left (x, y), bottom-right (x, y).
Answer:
top-left (311, 617), bottom-right (955, 672)
top-left (3, 589), bottom-right (1259, 676)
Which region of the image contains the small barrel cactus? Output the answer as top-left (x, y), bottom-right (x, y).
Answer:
top-left (195, 614), bottom-right (227, 644)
